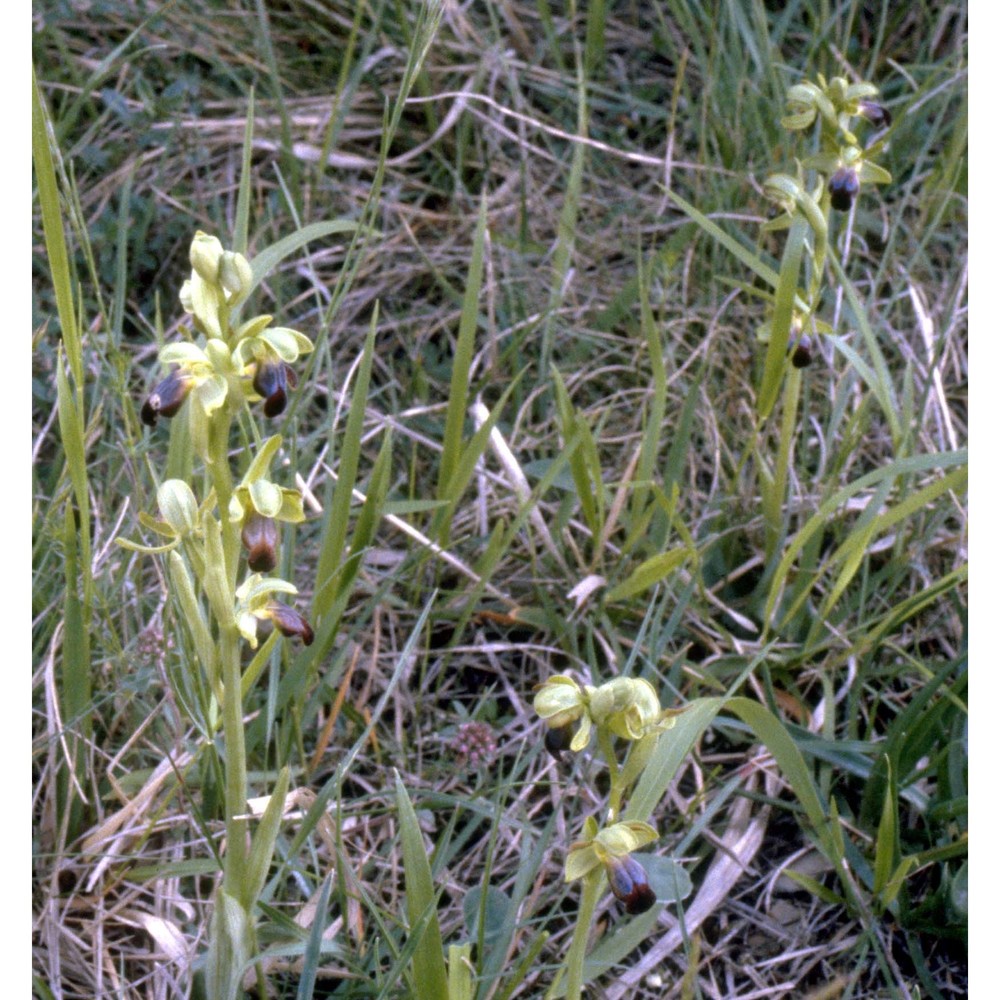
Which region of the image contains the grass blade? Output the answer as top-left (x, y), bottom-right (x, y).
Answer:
top-left (395, 774), bottom-right (449, 1000)
top-left (437, 191), bottom-right (488, 511)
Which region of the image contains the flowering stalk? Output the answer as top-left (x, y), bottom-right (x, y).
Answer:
top-left (128, 232), bottom-right (315, 998)
top-left (758, 74), bottom-right (892, 368)
top-left (534, 675), bottom-right (674, 999)
top-left (754, 73), bottom-right (893, 556)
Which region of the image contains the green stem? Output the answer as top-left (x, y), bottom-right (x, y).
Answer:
top-left (764, 367), bottom-right (802, 559)
top-left (565, 868), bottom-right (603, 1000)
top-left (599, 728), bottom-right (623, 820)
top-left (220, 623), bottom-right (249, 895)
top-left (207, 409), bottom-right (240, 588)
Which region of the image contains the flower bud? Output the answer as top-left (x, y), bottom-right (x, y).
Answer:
top-left (828, 166), bottom-right (860, 212)
top-left (189, 231), bottom-right (224, 284)
top-left (219, 251), bottom-right (253, 300)
top-left (241, 511), bottom-right (279, 572)
top-left (606, 854), bottom-right (656, 915)
top-left (589, 677), bottom-right (664, 740)
top-left (157, 480), bottom-right (199, 535)
top-left (266, 601), bottom-right (314, 645)
top-left (141, 369), bottom-right (194, 426)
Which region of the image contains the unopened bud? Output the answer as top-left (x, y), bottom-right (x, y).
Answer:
top-left (219, 251), bottom-right (253, 300)
top-left (189, 231), bottom-right (224, 284)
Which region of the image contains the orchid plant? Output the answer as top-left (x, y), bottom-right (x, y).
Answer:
top-left (124, 231), bottom-right (315, 999)
top-left (534, 673), bottom-right (676, 999)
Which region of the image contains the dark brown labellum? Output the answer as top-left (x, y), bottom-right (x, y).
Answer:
top-left (267, 602), bottom-right (314, 646)
top-left (253, 358), bottom-right (291, 417)
top-left (263, 385), bottom-right (288, 418)
top-left (241, 511), bottom-right (279, 572)
top-left (828, 167), bottom-right (860, 212)
top-left (858, 100), bottom-right (891, 129)
top-left (607, 855), bottom-right (656, 915)
top-left (141, 370), bottom-right (193, 427)
top-left (544, 726), bottom-right (573, 759)
top-left (789, 332), bottom-right (813, 368)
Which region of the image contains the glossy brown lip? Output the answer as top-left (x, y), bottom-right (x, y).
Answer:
top-left (141, 370), bottom-right (193, 426)
top-left (241, 512), bottom-right (279, 572)
top-left (607, 854), bottom-right (656, 914)
top-left (267, 602), bottom-right (314, 646)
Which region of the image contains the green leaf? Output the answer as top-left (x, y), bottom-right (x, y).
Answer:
top-left (234, 219), bottom-right (366, 321)
top-left (243, 766), bottom-right (291, 912)
top-left (395, 775), bottom-right (449, 1000)
top-left (463, 885), bottom-right (511, 947)
top-left (605, 547), bottom-right (689, 603)
top-left (33, 66), bottom-right (80, 382)
top-left (625, 698), bottom-right (725, 823)
top-left (206, 889), bottom-right (250, 1000)
top-left (758, 214), bottom-right (808, 420)
top-left (234, 88), bottom-right (255, 255)
top-left (448, 942), bottom-right (475, 1000)
top-left (312, 310), bottom-right (377, 617)
top-left (296, 873), bottom-right (334, 1000)
top-left (762, 451), bottom-right (968, 638)
top-left (438, 191), bottom-right (488, 506)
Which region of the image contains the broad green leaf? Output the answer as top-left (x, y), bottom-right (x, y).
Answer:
top-left (395, 775), bottom-right (449, 1000)
top-left (243, 766), bottom-right (291, 912)
top-left (463, 885), bottom-right (511, 947)
top-left (206, 890), bottom-right (250, 1000)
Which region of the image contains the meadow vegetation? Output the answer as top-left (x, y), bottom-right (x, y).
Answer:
top-left (32, 2), bottom-right (967, 997)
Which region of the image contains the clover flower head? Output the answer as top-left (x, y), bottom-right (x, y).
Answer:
top-left (565, 819), bottom-right (658, 915)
